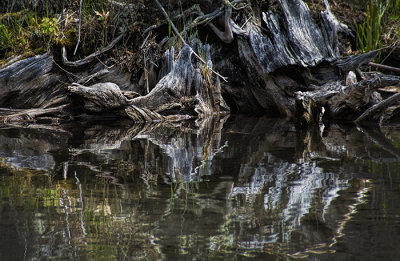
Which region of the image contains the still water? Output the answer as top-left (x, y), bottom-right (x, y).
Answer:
top-left (0, 116), bottom-right (400, 260)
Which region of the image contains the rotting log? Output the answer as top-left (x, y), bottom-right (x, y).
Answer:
top-left (0, 54), bottom-right (66, 109)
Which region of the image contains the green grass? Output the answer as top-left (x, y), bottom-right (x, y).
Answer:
top-left (356, 0), bottom-right (400, 61)
top-left (0, 22), bottom-right (11, 49)
top-left (356, 0), bottom-right (388, 59)
top-left (0, 9), bottom-right (61, 58)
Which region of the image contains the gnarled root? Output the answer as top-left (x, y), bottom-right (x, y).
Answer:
top-left (67, 41), bottom-right (229, 123)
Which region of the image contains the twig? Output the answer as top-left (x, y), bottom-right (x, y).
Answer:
top-left (229, 0), bottom-right (248, 10)
top-left (143, 4), bottom-right (202, 34)
top-left (190, 8), bottom-right (223, 28)
top-left (144, 53), bottom-right (149, 94)
top-left (107, 0), bottom-right (135, 9)
top-left (369, 62), bottom-right (400, 74)
top-left (62, 34), bottom-right (124, 67)
top-left (141, 33), bottom-right (151, 49)
top-left (76, 69), bottom-right (109, 84)
top-left (59, 0), bottom-right (65, 40)
top-left (74, 0), bottom-right (83, 56)
top-left (355, 91), bottom-right (400, 123)
top-left (152, 0), bottom-right (228, 82)
top-left (152, 0), bottom-right (186, 45)
top-left (240, 16), bottom-right (252, 30)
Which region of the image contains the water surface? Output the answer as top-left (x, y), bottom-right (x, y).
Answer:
top-left (1, 116), bottom-right (400, 260)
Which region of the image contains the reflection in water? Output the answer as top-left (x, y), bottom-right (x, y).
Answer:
top-left (1, 117), bottom-right (400, 260)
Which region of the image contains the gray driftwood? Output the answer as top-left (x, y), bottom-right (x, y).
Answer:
top-left (355, 92), bottom-right (400, 124)
top-left (0, 0), bottom-right (399, 126)
top-left (296, 73), bottom-right (400, 124)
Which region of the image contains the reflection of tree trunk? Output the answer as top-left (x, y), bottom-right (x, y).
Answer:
top-left (74, 172), bottom-right (87, 237)
top-left (1, 112), bottom-right (400, 259)
top-left (56, 117), bottom-right (228, 184)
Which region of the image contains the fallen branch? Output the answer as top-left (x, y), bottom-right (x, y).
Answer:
top-left (0, 105), bottom-right (69, 124)
top-left (76, 69), bottom-right (109, 84)
top-left (73, 0), bottom-right (83, 55)
top-left (62, 34), bottom-right (124, 67)
top-left (334, 50), bottom-right (379, 72)
top-left (369, 62), bottom-right (400, 74)
top-left (355, 91), bottom-right (400, 124)
top-left (189, 7), bottom-right (223, 29)
top-left (296, 73), bottom-right (400, 123)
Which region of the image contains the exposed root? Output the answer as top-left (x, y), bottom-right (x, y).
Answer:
top-left (62, 34), bottom-right (124, 67)
top-left (125, 105), bottom-right (165, 123)
top-left (208, 5), bottom-right (234, 44)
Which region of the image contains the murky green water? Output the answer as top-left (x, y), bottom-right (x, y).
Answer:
top-left (1, 116), bottom-right (400, 260)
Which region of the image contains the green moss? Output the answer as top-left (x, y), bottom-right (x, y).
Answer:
top-left (55, 28), bottom-right (77, 47)
top-left (0, 9), bottom-right (62, 61)
top-left (0, 9), bottom-right (29, 21)
top-left (355, 0), bottom-right (400, 61)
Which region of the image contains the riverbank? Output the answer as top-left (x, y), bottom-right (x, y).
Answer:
top-left (0, 0), bottom-right (399, 127)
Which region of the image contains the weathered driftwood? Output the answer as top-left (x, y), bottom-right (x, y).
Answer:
top-left (0, 105), bottom-right (69, 125)
top-left (229, 0), bottom-right (354, 117)
top-left (320, 0), bottom-right (353, 58)
top-left (130, 42), bottom-right (229, 119)
top-left (0, 53), bottom-right (68, 109)
top-left (334, 50), bottom-right (379, 73)
top-left (0, 52), bottom-right (137, 124)
top-left (250, 0), bottom-right (337, 74)
top-left (327, 74), bottom-right (399, 119)
top-left (0, 0), bottom-right (399, 127)
top-left (65, 40), bottom-right (229, 122)
top-left (369, 62), bottom-right (400, 74)
top-left (296, 73), bottom-right (400, 124)
top-left (153, 0), bottom-right (228, 82)
top-left (68, 82), bottom-right (130, 112)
